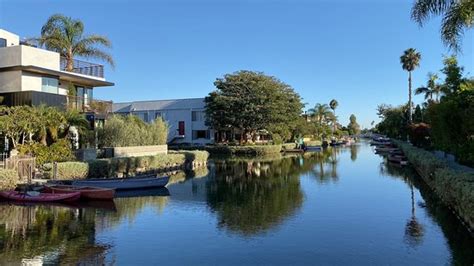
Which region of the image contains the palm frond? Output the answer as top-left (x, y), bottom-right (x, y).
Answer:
top-left (411, 0), bottom-right (453, 26)
top-left (80, 47), bottom-right (115, 68)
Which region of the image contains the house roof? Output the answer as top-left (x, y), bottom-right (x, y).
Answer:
top-left (113, 98), bottom-right (206, 113)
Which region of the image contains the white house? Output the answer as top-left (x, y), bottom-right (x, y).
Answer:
top-left (112, 98), bottom-right (214, 145)
top-left (0, 29), bottom-right (114, 113)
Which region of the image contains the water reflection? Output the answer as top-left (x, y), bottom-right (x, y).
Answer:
top-left (0, 143), bottom-right (472, 264)
top-left (206, 157), bottom-right (305, 236)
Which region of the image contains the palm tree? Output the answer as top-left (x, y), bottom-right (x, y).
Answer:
top-left (415, 73), bottom-right (443, 103)
top-left (411, 0), bottom-right (474, 51)
top-left (329, 99), bottom-right (338, 135)
top-left (308, 103), bottom-right (332, 126)
top-left (34, 14), bottom-right (114, 71)
top-left (400, 48), bottom-right (421, 123)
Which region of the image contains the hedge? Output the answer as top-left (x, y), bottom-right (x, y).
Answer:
top-left (0, 169), bottom-right (18, 190)
top-left (395, 140), bottom-right (474, 230)
top-left (282, 143), bottom-right (297, 150)
top-left (42, 151), bottom-right (209, 179)
top-left (205, 145), bottom-right (282, 156)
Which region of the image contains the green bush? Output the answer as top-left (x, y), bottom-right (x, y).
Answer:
top-left (0, 169), bottom-right (18, 190)
top-left (18, 139), bottom-right (75, 166)
top-left (282, 143), bottom-right (297, 150)
top-left (42, 162), bottom-right (88, 180)
top-left (305, 140), bottom-right (322, 146)
top-left (100, 115), bottom-right (168, 147)
top-left (205, 145), bottom-right (282, 156)
top-left (84, 151), bottom-right (209, 178)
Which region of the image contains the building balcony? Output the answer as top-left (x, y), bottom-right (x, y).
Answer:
top-left (60, 57), bottom-right (104, 79)
top-left (67, 95), bottom-right (112, 115)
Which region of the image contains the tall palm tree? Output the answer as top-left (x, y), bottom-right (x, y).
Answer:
top-left (400, 48), bottom-right (421, 123)
top-left (34, 14), bottom-right (115, 71)
top-left (415, 73), bottom-right (443, 103)
top-left (308, 103), bottom-right (332, 126)
top-left (411, 0), bottom-right (474, 51)
top-left (329, 99), bottom-right (338, 135)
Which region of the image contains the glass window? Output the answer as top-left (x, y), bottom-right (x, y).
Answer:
top-left (0, 38), bottom-right (6, 48)
top-left (41, 77), bottom-right (59, 94)
top-left (192, 111), bottom-right (205, 122)
top-left (84, 88), bottom-right (93, 106)
top-left (155, 112), bottom-right (162, 120)
top-left (193, 130), bottom-right (209, 140)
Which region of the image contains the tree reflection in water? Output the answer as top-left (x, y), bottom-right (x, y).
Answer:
top-left (0, 204), bottom-right (108, 264)
top-left (207, 156), bottom-right (305, 236)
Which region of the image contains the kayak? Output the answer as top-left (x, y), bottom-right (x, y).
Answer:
top-left (0, 191), bottom-right (81, 202)
top-left (44, 185), bottom-right (115, 200)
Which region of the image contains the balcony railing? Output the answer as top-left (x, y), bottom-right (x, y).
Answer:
top-left (67, 95), bottom-right (112, 114)
top-left (60, 57), bottom-right (104, 78)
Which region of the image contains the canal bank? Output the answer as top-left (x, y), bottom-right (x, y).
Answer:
top-left (394, 140), bottom-right (474, 232)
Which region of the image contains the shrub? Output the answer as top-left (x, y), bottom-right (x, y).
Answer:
top-left (305, 140), bottom-right (322, 146)
top-left (0, 169), bottom-right (18, 190)
top-left (86, 159), bottom-right (110, 178)
top-left (18, 139), bottom-right (75, 165)
top-left (42, 162), bottom-right (88, 180)
top-left (282, 143), bottom-right (296, 150)
top-left (395, 140), bottom-right (474, 230)
top-left (205, 145), bottom-right (282, 156)
top-left (100, 115), bottom-right (168, 147)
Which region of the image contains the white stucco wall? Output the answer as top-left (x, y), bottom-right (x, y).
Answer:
top-left (0, 71), bottom-right (21, 93)
top-left (21, 45), bottom-right (60, 70)
top-left (129, 108), bottom-right (214, 145)
top-left (0, 29), bottom-right (20, 46)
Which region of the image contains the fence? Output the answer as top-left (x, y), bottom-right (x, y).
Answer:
top-left (4, 155), bottom-right (36, 183)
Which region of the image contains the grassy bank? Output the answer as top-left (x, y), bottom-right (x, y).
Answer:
top-left (394, 140), bottom-right (474, 231)
top-left (42, 150), bottom-right (209, 180)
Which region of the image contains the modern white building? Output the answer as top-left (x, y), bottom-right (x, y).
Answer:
top-left (112, 98), bottom-right (214, 145)
top-left (0, 29), bottom-right (113, 113)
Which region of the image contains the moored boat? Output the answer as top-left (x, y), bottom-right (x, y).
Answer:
top-left (44, 185), bottom-right (115, 200)
top-left (387, 154), bottom-right (408, 165)
top-left (70, 175), bottom-right (170, 190)
top-left (305, 146), bottom-right (322, 152)
top-left (0, 191), bottom-right (80, 202)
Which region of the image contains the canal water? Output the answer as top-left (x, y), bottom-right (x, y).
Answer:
top-left (0, 141), bottom-right (472, 265)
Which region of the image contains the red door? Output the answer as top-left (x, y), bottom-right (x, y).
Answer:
top-left (178, 121), bottom-right (185, 136)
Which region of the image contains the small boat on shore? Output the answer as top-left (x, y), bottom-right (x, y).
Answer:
top-left (44, 185), bottom-right (115, 200)
top-left (387, 154), bottom-right (408, 165)
top-left (305, 146), bottom-right (322, 152)
top-left (70, 175), bottom-right (170, 190)
top-left (0, 191), bottom-right (80, 203)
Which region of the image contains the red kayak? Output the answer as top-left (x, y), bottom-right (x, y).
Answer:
top-left (0, 191), bottom-right (80, 202)
top-left (44, 185), bottom-right (115, 200)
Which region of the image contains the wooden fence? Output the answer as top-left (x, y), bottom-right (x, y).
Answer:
top-left (3, 155), bottom-right (36, 183)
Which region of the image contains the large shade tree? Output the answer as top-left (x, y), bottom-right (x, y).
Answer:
top-left (205, 71), bottom-right (303, 143)
top-left (400, 48), bottom-right (422, 123)
top-left (411, 0), bottom-right (474, 51)
top-left (34, 14), bottom-right (115, 71)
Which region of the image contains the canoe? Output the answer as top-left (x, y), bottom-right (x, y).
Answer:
top-left (0, 191), bottom-right (80, 202)
top-left (71, 175), bottom-right (170, 190)
top-left (44, 185), bottom-right (115, 200)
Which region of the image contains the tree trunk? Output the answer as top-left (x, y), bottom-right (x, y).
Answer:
top-left (408, 71), bottom-right (413, 123)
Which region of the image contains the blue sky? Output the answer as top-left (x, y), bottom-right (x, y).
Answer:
top-left (0, 0), bottom-right (472, 127)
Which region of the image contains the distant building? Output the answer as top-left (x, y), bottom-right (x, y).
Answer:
top-left (112, 98), bottom-right (214, 145)
top-left (0, 29), bottom-right (114, 122)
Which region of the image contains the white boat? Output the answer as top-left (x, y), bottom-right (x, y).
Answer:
top-left (71, 176), bottom-right (170, 190)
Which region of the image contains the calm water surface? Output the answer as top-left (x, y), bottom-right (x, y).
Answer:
top-left (0, 141), bottom-right (473, 265)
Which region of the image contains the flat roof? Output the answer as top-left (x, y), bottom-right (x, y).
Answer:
top-left (0, 65), bottom-right (114, 87)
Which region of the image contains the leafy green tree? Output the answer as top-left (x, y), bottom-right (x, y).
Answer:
top-left (375, 104), bottom-right (410, 140)
top-left (400, 48), bottom-right (422, 123)
top-left (347, 114), bottom-right (361, 135)
top-left (440, 55), bottom-right (464, 94)
top-left (415, 73), bottom-right (443, 103)
top-left (34, 14), bottom-right (114, 71)
top-left (413, 104), bottom-right (424, 123)
top-left (307, 103), bottom-right (333, 140)
top-left (411, 0), bottom-right (474, 51)
top-left (205, 71), bottom-right (303, 143)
